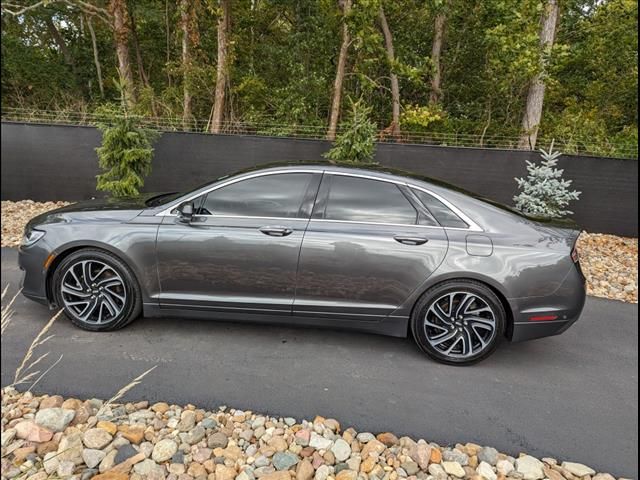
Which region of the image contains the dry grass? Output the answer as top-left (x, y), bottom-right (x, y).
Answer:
top-left (1, 285), bottom-right (22, 335)
top-left (94, 365), bottom-right (158, 421)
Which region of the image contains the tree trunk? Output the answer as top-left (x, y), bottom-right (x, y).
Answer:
top-left (45, 17), bottom-right (78, 79)
top-left (86, 16), bottom-right (104, 97)
top-left (211, 0), bottom-right (230, 134)
top-left (181, 0), bottom-right (193, 130)
top-left (109, 0), bottom-right (136, 108)
top-left (128, 5), bottom-right (150, 88)
top-left (379, 4), bottom-right (400, 139)
top-left (429, 9), bottom-right (446, 104)
top-left (165, 0), bottom-right (172, 87)
top-left (517, 0), bottom-right (559, 150)
top-left (327, 0), bottom-right (352, 141)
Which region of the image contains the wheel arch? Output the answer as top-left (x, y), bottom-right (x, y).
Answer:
top-left (407, 274), bottom-right (514, 340)
top-left (45, 241), bottom-right (146, 306)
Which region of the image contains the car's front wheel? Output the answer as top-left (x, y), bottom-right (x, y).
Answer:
top-left (411, 280), bottom-right (506, 365)
top-left (53, 249), bottom-right (142, 331)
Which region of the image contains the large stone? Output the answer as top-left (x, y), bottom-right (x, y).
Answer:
top-left (261, 472), bottom-right (292, 480)
top-left (478, 447), bottom-right (499, 466)
top-left (331, 439), bottom-right (351, 462)
top-left (118, 425), bottom-right (145, 444)
top-left (335, 470), bottom-right (357, 480)
top-left (360, 439), bottom-right (386, 459)
top-left (133, 458), bottom-right (162, 476)
top-left (561, 462), bottom-right (596, 477)
top-left (92, 472), bottom-right (129, 480)
top-left (43, 452), bottom-right (59, 474)
top-left (177, 411), bottom-right (197, 432)
top-left (114, 444), bottom-right (139, 465)
top-left (40, 395), bottom-right (64, 409)
top-left (314, 465), bottom-right (330, 480)
top-left (97, 421), bottom-right (118, 436)
top-left (14, 421), bottom-right (53, 443)
top-left (83, 449), bottom-right (107, 469)
top-left (442, 461), bottom-right (466, 478)
top-left (273, 451), bottom-right (300, 471)
top-left (496, 460), bottom-right (514, 476)
top-left (35, 408), bottom-right (76, 432)
top-left (376, 433), bottom-right (398, 447)
top-left (515, 456), bottom-right (544, 480)
top-left (186, 426), bottom-right (206, 445)
top-left (83, 428), bottom-right (113, 449)
top-left (57, 459), bottom-right (76, 477)
top-left (208, 432), bottom-right (229, 449)
top-left (443, 449), bottom-right (469, 466)
top-left (477, 461), bottom-right (497, 480)
top-left (309, 433), bottom-right (332, 450)
top-left (57, 432), bottom-right (84, 465)
top-left (296, 458), bottom-right (315, 480)
top-left (1, 428), bottom-right (17, 447)
top-left (215, 464), bottom-right (238, 480)
top-left (152, 439), bottom-right (178, 462)
top-left (410, 444), bottom-right (432, 470)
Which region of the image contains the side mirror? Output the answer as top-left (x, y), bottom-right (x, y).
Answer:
top-left (177, 201), bottom-right (194, 223)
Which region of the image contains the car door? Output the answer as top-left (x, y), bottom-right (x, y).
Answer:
top-left (293, 173), bottom-right (449, 320)
top-left (156, 171), bottom-right (321, 313)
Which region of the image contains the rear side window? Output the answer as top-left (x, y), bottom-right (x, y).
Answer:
top-left (412, 188), bottom-right (469, 228)
top-left (320, 175), bottom-right (417, 225)
top-left (200, 173), bottom-right (313, 218)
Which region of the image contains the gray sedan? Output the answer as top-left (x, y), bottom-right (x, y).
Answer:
top-left (18, 163), bottom-right (586, 365)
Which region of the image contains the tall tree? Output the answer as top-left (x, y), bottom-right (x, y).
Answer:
top-left (429, 2), bottom-right (447, 104)
top-left (180, 0), bottom-right (196, 129)
top-left (210, 0), bottom-right (230, 134)
top-left (378, 3), bottom-right (400, 138)
top-left (109, 0), bottom-right (136, 108)
top-left (44, 16), bottom-right (78, 79)
top-left (518, 0), bottom-right (559, 150)
top-left (327, 0), bottom-right (352, 141)
top-left (86, 15), bottom-right (104, 97)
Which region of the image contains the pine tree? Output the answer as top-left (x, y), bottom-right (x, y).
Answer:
top-left (513, 141), bottom-right (581, 218)
top-left (324, 97), bottom-right (377, 165)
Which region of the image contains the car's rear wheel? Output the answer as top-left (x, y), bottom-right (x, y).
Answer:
top-left (411, 280), bottom-right (506, 365)
top-left (53, 249), bottom-right (141, 331)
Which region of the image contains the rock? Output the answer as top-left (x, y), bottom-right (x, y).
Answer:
top-left (153, 439), bottom-right (178, 462)
top-left (336, 470), bottom-right (357, 480)
top-left (92, 472), bottom-right (129, 480)
top-left (151, 403), bottom-right (170, 414)
top-left (443, 449), bottom-right (469, 466)
top-left (35, 408), bottom-right (75, 432)
top-left (429, 448), bottom-right (442, 464)
top-left (515, 456), bottom-right (544, 480)
top-left (81, 469), bottom-right (99, 480)
top-left (314, 465), bottom-right (331, 480)
top-left (40, 395), bottom-right (64, 409)
top-left (356, 433), bottom-right (375, 443)
top-left (115, 444), bottom-right (139, 464)
top-left (360, 439), bottom-right (386, 459)
top-left (309, 433), bottom-right (332, 450)
top-left (43, 452), bottom-right (59, 474)
top-left (592, 474), bottom-right (616, 480)
top-left (295, 430), bottom-right (311, 446)
top-left (97, 421), bottom-right (118, 436)
top-left (478, 447), bottom-right (499, 466)
top-left (14, 421), bottom-right (53, 443)
top-left (110, 452), bottom-right (146, 474)
top-left (215, 464), bottom-right (238, 480)
top-left (331, 439), bottom-right (351, 462)
top-left (26, 472), bottom-right (48, 480)
top-left (13, 445), bottom-right (36, 461)
top-left (201, 418), bottom-right (218, 429)
top-left (57, 460), bottom-right (76, 477)
top-left (1, 428), bottom-right (17, 447)
top-left (376, 432), bottom-right (399, 446)
top-left (133, 459), bottom-right (161, 476)
top-left (57, 432), bottom-right (84, 465)
top-left (208, 432), bottom-right (229, 449)
top-left (360, 456), bottom-right (377, 473)
top-left (477, 461), bottom-right (497, 480)
top-left (178, 411), bottom-right (197, 432)
top-left (187, 426), bottom-right (206, 444)
top-left (188, 462), bottom-right (208, 477)
top-left (273, 451), bottom-right (300, 471)
top-left (410, 444), bottom-right (432, 470)
top-left (561, 462), bottom-right (596, 477)
top-left (83, 449), bottom-right (107, 469)
top-left (442, 461), bottom-right (466, 478)
top-left (193, 447), bottom-right (213, 463)
top-left (543, 466), bottom-right (565, 480)
top-left (401, 461), bottom-right (419, 475)
top-left (99, 450), bottom-right (118, 472)
top-left (261, 472), bottom-right (292, 480)
top-left (83, 428), bottom-right (113, 449)
top-left (37, 439), bottom-right (59, 456)
top-left (427, 464), bottom-right (447, 480)
top-left (118, 425), bottom-right (145, 444)
top-left (496, 460), bottom-right (514, 476)
top-left (296, 458), bottom-right (315, 480)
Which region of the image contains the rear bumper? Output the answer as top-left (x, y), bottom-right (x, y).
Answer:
top-left (509, 264), bottom-right (587, 342)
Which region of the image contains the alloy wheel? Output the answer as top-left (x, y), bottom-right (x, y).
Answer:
top-left (423, 291), bottom-right (497, 359)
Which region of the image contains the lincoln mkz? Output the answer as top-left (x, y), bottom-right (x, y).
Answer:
top-left (19, 163), bottom-right (586, 364)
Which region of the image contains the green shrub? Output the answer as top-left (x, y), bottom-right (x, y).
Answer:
top-left (324, 97), bottom-right (377, 165)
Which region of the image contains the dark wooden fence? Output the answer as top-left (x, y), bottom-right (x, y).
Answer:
top-left (1, 122), bottom-right (637, 236)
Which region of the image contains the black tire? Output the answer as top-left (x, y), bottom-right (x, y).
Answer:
top-left (411, 279), bottom-right (506, 365)
top-left (52, 248), bottom-right (142, 331)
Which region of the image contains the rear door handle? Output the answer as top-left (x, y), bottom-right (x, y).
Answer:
top-left (259, 226), bottom-right (293, 237)
top-left (394, 235), bottom-right (429, 245)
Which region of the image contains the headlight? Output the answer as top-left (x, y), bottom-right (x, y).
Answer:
top-left (21, 228), bottom-right (45, 247)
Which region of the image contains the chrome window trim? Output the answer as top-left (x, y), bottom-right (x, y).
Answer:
top-left (156, 168), bottom-right (483, 232)
top-left (310, 218), bottom-right (471, 231)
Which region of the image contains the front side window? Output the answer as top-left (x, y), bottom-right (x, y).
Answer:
top-left (412, 188), bottom-right (468, 228)
top-left (199, 173), bottom-right (313, 218)
top-left (321, 175), bottom-right (417, 225)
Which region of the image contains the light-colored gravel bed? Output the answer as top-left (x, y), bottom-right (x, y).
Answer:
top-left (0, 388), bottom-right (625, 480)
top-left (1, 200), bottom-right (637, 303)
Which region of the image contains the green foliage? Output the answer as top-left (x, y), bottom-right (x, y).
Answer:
top-left (513, 142), bottom-right (581, 218)
top-left (324, 97), bottom-right (377, 165)
top-left (95, 103), bottom-right (160, 198)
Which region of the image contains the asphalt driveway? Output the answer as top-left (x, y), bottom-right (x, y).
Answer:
top-left (1, 247), bottom-right (637, 476)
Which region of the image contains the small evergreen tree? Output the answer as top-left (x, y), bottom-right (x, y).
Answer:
top-left (324, 97), bottom-right (377, 165)
top-left (95, 82), bottom-right (160, 197)
top-left (513, 141), bottom-right (581, 218)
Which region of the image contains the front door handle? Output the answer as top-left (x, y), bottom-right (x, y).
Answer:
top-left (259, 226), bottom-right (293, 237)
top-left (394, 235), bottom-right (429, 245)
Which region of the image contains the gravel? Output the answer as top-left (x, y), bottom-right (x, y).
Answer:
top-left (1, 387), bottom-right (624, 480)
top-left (1, 200), bottom-right (637, 303)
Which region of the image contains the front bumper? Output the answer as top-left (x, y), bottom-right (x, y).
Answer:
top-left (509, 263), bottom-right (587, 342)
top-left (18, 241), bottom-right (53, 307)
